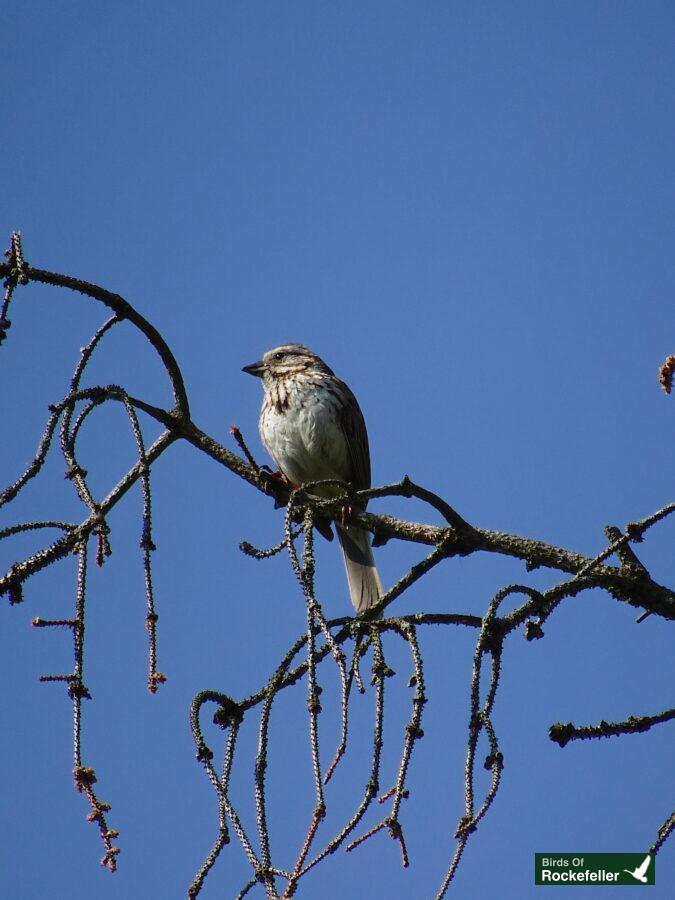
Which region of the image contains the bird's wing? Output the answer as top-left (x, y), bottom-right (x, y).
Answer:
top-left (636, 855), bottom-right (651, 877)
top-left (337, 379), bottom-right (371, 492)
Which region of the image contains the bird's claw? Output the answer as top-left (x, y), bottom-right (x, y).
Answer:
top-left (258, 468), bottom-right (302, 510)
top-left (258, 466), bottom-right (285, 496)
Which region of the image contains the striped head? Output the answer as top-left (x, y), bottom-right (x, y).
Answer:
top-left (242, 343), bottom-right (334, 387)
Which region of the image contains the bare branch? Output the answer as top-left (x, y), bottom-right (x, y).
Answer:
top-left (2, 240), bottom-right (672, 896)
top-left (550, 709), bottom-right (675, 748)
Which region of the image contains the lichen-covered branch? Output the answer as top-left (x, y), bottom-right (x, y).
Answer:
top-left (549, 709), bottom-right (675, 748)
top-left (1, 235), bottom-right (672, 897)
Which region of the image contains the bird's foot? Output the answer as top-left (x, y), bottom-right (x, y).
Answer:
top-left (260, 465), bottom-right (300, 488)
top-left (258, 466), bottom-right (285, 496)
top-left (258, 467), bottom-right (301, 507)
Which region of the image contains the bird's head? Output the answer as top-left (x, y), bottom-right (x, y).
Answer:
top-left (243, 343), bottom-right (333, 385)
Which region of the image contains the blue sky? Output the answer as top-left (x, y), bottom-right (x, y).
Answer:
top-left (1, 2), bottom-right (673, 897)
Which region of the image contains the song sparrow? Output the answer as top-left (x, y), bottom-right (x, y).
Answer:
top-left (243, 343), bottom-right (382, 613)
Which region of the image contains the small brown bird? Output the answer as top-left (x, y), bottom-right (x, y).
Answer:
top-left (243, 343), bottom-right (382, 613)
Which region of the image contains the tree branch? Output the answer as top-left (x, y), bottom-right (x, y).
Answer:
top-left (3, 241), bottom-right (672, 896)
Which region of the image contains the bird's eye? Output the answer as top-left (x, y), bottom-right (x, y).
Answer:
top-left (274, 352), bottom-right (284, 361)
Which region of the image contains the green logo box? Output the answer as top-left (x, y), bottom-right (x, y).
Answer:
top-left (535, 853), bottom-right (655, 886)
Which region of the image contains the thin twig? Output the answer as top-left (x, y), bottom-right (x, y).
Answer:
top-left (550, 708), bottom-right (675, 748)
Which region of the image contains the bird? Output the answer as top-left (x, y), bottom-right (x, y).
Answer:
top-left (243, 343), bottom-right (382, 614)
top-left (623, 855), bottom-right (651, 883)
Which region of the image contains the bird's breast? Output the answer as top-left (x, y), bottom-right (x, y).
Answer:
top-left (260, 377), bottom-right (350, 486)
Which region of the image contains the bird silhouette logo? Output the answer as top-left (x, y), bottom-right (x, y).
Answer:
top-left (623, 854), bottom-right (652, 883)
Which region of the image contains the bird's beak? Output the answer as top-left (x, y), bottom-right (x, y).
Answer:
top-left (242, 360), bottom-right (266, 377)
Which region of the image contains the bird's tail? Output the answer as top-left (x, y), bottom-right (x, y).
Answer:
top-left (335, 523), bottom-right (382, 614)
